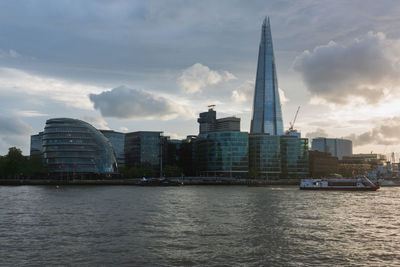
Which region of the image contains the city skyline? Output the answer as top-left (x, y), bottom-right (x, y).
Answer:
top-left (1, 1), bottom-right (400, 155)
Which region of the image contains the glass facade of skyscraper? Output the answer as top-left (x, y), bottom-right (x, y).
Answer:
top-left (250, 16), bottom-right (284, 135)
top-left (195, 132), bottom-right (248, 177)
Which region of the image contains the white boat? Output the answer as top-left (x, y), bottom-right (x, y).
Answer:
top-left (300, 177), bottom-right (379, 191)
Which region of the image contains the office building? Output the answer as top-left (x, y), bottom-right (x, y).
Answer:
top-left (215, 117), bottom-right (240, 132)
top-left (30, 132), bottom-right (44, 156)
top-left (198, 106), bottom-right (240, 134)
top-left (250, 16), bottom-right (284, 135)
top-left (195, 131), bottom-right (248, 177)
top-left (198, 107), bottom-right (217, 134)
top-left (42, 118), bottom-right (117, 174)
top-left (100, 130), bottom-right (125, 167)
top-left (309, 151), bottom-right (339, 178)
top-left (180, 135), bottom-right (197, 176)
top-left (311, 138), bottom-right (352, 160)
top-left (281, 136), bottom-right (309, 177)
top-left (248, 134), bottom-right (309, 179)
top-left (249, 134), bottom-right (281, 178)
top-left (125, 131), bottom-right (162, 171)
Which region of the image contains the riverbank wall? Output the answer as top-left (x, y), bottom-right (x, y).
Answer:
top-left (0, 177), bottom-right (301, 186)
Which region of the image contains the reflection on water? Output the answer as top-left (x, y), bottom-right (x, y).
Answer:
top-left (0, 186), bottom-right (399, 266)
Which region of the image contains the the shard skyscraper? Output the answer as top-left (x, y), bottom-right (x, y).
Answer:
top-left (250, 16), bottom-right (284, 135)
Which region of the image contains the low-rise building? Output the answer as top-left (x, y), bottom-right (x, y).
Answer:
top-left (309, 151), bottom-right (339, 178)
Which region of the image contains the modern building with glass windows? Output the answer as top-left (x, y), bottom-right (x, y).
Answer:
top-left (311, 138), bottom-right (352, 160)
top-left (249, 134), bottom-right (281, 178)
top-left (30, 132), bottom-right (44, 156)
top-left (100, 130), bottom-right (126, 166)
top-left (281, 136), bottom-right (309, 178)
top-left (250, 16), bottom-right (284, 135)
top-left (198, 106), bottom-right (241, 134)
top-left (249, 134), bottom-right (309, 179)
top-left (42, 118), bottom-right (117, 174)
top-left (125, 131), bottom-right (162, 171)
top-left (195, 131), bottom-right (248, 177)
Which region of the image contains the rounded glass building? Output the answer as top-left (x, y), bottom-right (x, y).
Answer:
top-left (42, 118), bottom-right (117, 174)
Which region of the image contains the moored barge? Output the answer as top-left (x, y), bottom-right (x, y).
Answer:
top-left (300, 177), bottom-right (379, 191)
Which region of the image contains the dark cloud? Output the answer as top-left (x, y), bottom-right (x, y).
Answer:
top-left (89, 86), bottom-right (194, 120)
top-left (346, 117), bottom-right (400, 146)
top-left (293, 32), bottom-right (399, 104)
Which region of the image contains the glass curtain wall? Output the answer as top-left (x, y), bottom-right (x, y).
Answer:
top-left (249, 134), bottom-right (281, 179)
top-left (196, 132), bottom-right (248, 177)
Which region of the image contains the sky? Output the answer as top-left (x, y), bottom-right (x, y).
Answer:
top-left (1, 0), bottom-right (400, 157)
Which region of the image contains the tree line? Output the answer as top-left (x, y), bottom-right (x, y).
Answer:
top-left (0, 147), bottom-right (47, 179)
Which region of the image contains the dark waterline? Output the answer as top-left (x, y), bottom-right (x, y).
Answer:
top-left (0, 186), bottom-right (399, 266)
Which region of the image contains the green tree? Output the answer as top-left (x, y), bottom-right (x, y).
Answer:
top-left (3, 147), bottom-right (26, 178)
top-left (25, 155), bottom-right (47, 177)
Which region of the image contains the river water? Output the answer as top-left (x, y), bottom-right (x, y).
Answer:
top-left (0, 185), bottom-right (399, 266)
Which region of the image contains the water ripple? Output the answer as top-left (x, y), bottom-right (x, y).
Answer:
top-left (0, 186), bottom-right (399, 266)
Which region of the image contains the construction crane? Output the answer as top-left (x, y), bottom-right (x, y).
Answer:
top-left (289, 106), bottom-right (300, 132)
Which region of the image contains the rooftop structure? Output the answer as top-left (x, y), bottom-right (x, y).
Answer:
top-left (197, 107), bottom-right (240, 134)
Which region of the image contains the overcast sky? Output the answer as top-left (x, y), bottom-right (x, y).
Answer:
top-left (1, 0), bottom-right (400, 157)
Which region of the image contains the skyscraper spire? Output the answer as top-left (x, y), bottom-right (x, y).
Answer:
top-left (250, 16), bottom-right (284, 135)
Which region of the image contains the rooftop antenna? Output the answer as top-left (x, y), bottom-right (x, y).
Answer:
top-left (208, 104), bottom-right (215, 110)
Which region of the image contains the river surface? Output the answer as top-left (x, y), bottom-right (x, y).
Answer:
top-left (0, 185), bottom-right (399, 266)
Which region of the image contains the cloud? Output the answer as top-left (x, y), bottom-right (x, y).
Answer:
top-left (83, 116), bottom-right (110, 130)
top-left (14, 110), bottom-right (48, 117)
top-left (232, 80), bottom-right (254, 103)
top-left (0, 49), bottom-right (21, 58)
top-left (89, 86), bottom-right (195, 120)
top-left (0, 115), bottom-right (34, 155)
top-left (119, 127), bottom-right (128, 132)
top-left (293, 32), bottom-right (400, 104)
top-left (278, 88), bottom-right (289, 105)
top-left (305, 128), bottom-right (329, 140)
top-left (178, 63), bottom-right (236, 94)
top-left (346, 117), bottom-right (400, 147)
top-left (0, 67), bottom-right (104, 109)
top-left (164, 132), bottom-right (185, 140)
